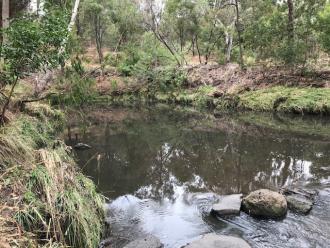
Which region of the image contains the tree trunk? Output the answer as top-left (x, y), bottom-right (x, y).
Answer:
top-left (67, 0), bottom-right (81, 34)
top-left (235, 0), bottom-right (244, 68)
top-left (2, 0), bottom-right (10, 43)
top-left (225, 32), bottom-right (233, 63)
top-left (59, 0), bottom-right (81, 55)
top-left (0, 76), bottom-right (18, 125)
top-left (192, 37), bottom-right (195, 56)
top-left (195, 35), bottom-right (202, 64)
top-left (287, 0), bottom-right (294, 40)
top-left (94, 15), bottom-right (103, 64)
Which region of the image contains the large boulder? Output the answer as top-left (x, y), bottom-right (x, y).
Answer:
top-left (123, 235), bottom-right (163, 248)
top-left (211, 194), bottom-right (242, 216)
top-left (183, 233), bottom-right (251, 248)
top-left (242, 189), bottom-right (287, 218)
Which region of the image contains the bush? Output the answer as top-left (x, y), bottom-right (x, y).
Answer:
top-left (51, 70), bottom-right (97, 106)
top-left (116, 32), bottom-right (176, 78)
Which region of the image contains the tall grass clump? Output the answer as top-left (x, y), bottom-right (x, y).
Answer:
top-left (0, 103), bottom-right (105, 247)
top-left (17, 145), bottom-right (104, 247)
top-left (0, 102), bottom-right (63, 168)
top-left (51, 70), bottom-right (98, 106)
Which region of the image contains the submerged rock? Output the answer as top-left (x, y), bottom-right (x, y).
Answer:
top-left (286, 195), bottom-right (313, 214)
top-left (242, 189), bottom-right (287, 219)
top-left (74, 143), bottom-right (92, 150)
top-left (123, 235), bottom-right (163, 248)
top-left (183, 233), bottom-right (251, 248)
top-left (211, 194), bottom-right (242, 216)
top-left (281, 187), bottom-right (318, 201)
top-left (281, 187), bottom-right (317, 214)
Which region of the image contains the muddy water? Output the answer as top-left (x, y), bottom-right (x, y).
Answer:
top-left (66, 107), bottom-right (330, 248)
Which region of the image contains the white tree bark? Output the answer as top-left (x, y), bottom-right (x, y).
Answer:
top-left (2, 0), bottom-right (10, 30)
top-left (67, 0), bottom-right (81, 33)
top-left (59, 0), bottom-right (81, 54)
top-left (29, 0), bottom-right (45, 15)
top-left (225, 32), bottom-right (233, 63)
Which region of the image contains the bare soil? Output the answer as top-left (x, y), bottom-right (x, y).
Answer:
top-left (185, 63), bottom-right (330, 94)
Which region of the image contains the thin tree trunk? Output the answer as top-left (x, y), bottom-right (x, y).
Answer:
top-left (225, 32), bottom-right (233, 63)
top-left (235, 0), bottom-right (244, 68)
top-left (195, 35), bottom-right (202, 64)
top-left (67, 0), bottom-right (81, 34)
top-left (94, 15), bottom-right (103, 64)
top-left (59, 0), bottom-right (81, 54)
top-left (2, 0), bottom-right (9, 43)
top-left (287, 0), bottom-right (294, 41)
top-left (0, 76), bottom-right (18, 124)
top-left (152, 30), bottom-right (181, 66)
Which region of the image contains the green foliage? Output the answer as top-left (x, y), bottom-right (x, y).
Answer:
top-left (243, 0), bottom-right (324, 65)
top-left (117, 33), bottom-right (176, 78)
top-left (52, 71), bottom-right (97, 106)
top-left (318, 3), bottom-right (330, 53)
top-left (1, 10), bottom-right (69, 80)
top-left (147, 66), bottom-right (187, 94)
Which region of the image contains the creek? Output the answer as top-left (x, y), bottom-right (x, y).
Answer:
top-left (66, 106), bottom-right (330, 248)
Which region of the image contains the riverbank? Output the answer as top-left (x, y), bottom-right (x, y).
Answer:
top-left (55, 62), bottom-right (330, 115)
top-left (0, 101), bottom-right (105, 247)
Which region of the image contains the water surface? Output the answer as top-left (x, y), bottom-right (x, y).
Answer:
top-left (66, 107), bottom-right (330, 248)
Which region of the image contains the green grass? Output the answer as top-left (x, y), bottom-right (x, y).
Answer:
top-left (0, 103), bottom-right (105, 248)
top-left (239, 86), bottom-right (330, 114)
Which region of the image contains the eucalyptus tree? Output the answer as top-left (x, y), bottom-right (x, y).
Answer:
top-left (242, 0), bottom-right (326, 66)
top-left (82, 0), bottom-right (110, 63)
top-left (318, 3), bottom-right (330, 53)
top-left (108, 0), bottom-right (143, 50)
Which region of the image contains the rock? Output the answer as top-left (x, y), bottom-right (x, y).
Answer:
top-left (286, 195), bottom-right (313, 214)
top-left (242, 189), bottom-right (287, 219)
top-left (281, 187), bottom-right (318, 201)
top-left (281, 187), bottom-right (317, 214)
top-left (123, 235), bottom-right (163, 248)
top-left (211, 194), bottom-right (242, 216)
top-left (74, 143), bottom-right (92, 150)
top-left (183, 233), bottom-right (251, 248)
top-left (320, 166), bottom-right (330, 172)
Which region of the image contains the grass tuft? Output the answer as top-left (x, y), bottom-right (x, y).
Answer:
top-left (0, 104), bottom-right (105, 248)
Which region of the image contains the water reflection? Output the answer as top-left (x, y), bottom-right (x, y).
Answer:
top-left (66, 107), bottom-right (330, 247)
top-left (67, 109), bottom-right (330, 199)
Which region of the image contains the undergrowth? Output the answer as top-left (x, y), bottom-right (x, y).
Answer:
top-left (0, 103), bottom-right (105, 247)
top-left (50, 69), bottom-right (98, 106)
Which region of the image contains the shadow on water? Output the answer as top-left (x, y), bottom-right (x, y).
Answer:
top-left (65, 106), bottom-right (330, 248)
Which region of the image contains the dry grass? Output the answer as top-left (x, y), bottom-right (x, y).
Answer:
top-left (0, 103), bottom-right (105, 248)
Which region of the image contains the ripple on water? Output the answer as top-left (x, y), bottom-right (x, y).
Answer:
top-left (105, 187), bottom-right (330, 248)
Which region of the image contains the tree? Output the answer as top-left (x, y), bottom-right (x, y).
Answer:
top-left (1, 0), bottom-right (9, 43)
top-left (243, 0), bottom-right (325, 66)
top-left (142, 0), bottom-right (183, 65)
top-left (0, 8), bottom-right (69, 124)
top-left (234, 0), bottom-right (244, 67)
top-left (83, 0), bottom-right (111, 63)
top-left (287, 0), bottom-right (294, 41)
top-left (318, 3), bottom-right (330, 53)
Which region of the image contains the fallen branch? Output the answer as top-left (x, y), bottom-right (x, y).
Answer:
top-left (19, 92), bottom-right (57, 111)
top-left (20, 93), bottom-right (56, 104)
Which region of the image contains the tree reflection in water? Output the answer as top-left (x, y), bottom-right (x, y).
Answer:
top-left (67, 108), bottom-right (330, 199)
